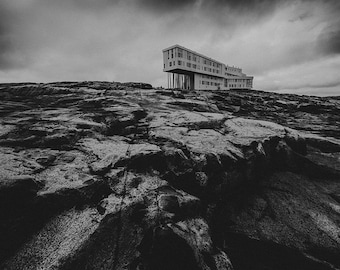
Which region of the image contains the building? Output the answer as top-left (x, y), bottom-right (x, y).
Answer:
top-left (163, 44), bottom-right (253, 91)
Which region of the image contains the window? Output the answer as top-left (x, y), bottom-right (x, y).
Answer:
top-left (169, 62), bottom-right (172, 67)
top-left (187, 62), bottom-right (191, 68)
top-left (178, 48), bottom-right (183, 58)
top-left (193, 64), bottom-right (196, 69)
top-left (178, 60), bottom-right (182, 65)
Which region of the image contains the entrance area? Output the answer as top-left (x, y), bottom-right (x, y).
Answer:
top-left (167, 72), bottom-right (194, 90)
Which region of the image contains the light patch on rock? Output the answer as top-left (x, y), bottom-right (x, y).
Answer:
top-left (149, 110), bottom-right (226, 128)
top-left (328, 202), bottom-right (340, 215)
top-left (309, 210), bottom-right (340, 244)
top-left (35, 150), bottom-right (92, 195)
top-left (3, 207), bottom-right (102, 270)
top-left (0, 124), bottom-right (16, 137)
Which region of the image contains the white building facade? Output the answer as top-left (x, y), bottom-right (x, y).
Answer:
top-left (163, 45), bottom-right (253, 91)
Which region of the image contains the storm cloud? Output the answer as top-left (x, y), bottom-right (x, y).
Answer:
top-left (0, 0), bottom-right (339, 95)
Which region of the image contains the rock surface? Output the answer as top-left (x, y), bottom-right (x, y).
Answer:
top-left (0, 81), bottom-right (339, 270)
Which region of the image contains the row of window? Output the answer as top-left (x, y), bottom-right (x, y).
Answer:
top-left (175, 60), bottom-right (220, 73)
top-left (201, 75), bottom-right (220, 80)
top-left (166, 48), bottom-right (221, 68)
top-left (225, 66), bottom-right (241, 72)
top-left (177, 61), bottom-right (200, 70)
top-left (202, 81), bottom-right (220, 86)
top-left (202, 66), bottom-right (220, 74)
top-left (227, 79), bottom-right (251, 83)
top-left (229, 84), bottom-right (247, 88)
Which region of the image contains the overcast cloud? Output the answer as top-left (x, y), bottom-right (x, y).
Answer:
top-left (0, 0), bottom-right (339, 96)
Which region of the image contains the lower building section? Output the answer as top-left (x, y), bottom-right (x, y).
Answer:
top-left (194, 73), bottom-right (224, 90)
top-left (166, 71), bottom-right (253, 91)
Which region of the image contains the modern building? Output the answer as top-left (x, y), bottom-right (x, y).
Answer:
top-left (163, 44), bottom-right (253, 91)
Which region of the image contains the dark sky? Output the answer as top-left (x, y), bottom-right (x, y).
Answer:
top-left (1, 0), bottom-right (340, 95)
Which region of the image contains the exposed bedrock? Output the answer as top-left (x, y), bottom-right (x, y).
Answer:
top-left (0, 83), bottom-right (339, 269)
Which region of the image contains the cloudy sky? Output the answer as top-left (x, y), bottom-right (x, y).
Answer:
top-left (1, 0), bottom-right (340, 96)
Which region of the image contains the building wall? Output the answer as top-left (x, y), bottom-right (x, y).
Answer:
top-left (225, 77), bottom-right (253, 89)
top-left (163, 45), bottom-right (253, 90)
top-left (194, 74), bottom-right (225, 90)
top-left (163, 46), bottom-right (223, 77)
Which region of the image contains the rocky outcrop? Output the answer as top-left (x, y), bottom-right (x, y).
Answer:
top-left (0, 82), bottom-right (339, 269)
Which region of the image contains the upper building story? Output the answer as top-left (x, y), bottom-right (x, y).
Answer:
top-left (163, 44), bottom-right (224, 77)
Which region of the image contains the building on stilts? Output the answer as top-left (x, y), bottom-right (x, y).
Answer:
top-left (163, 45), bottom-right (253, 91)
